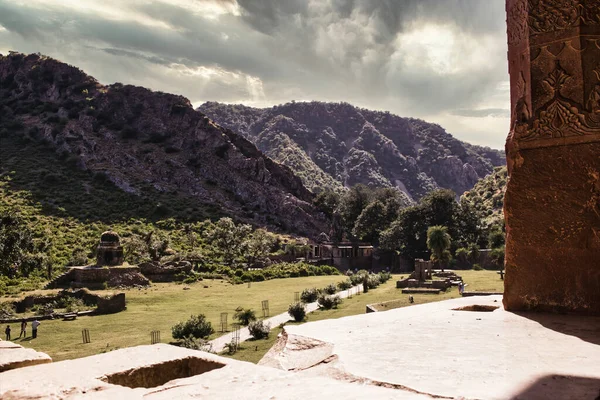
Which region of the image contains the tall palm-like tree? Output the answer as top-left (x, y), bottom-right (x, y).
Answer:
top-left (427, 226), bottom-right (452, 271)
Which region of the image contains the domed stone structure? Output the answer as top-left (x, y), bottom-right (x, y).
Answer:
top-left (96, 230), bottom-right (124, 267)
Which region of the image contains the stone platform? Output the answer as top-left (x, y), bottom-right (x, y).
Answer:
top-left (47, 265), bottom-right (149, 289)
top-left (0, 344), bottom-right (432, 399)
top-left (260, 296), bottom-right (600, 400)
top-left (0, 340), bottom-right (52, 372)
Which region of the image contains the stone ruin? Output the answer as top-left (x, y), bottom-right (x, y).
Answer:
top-left (504, 0), bottom-right (600, 315)
top-left (96, 231), bottom-right (124, 267)
top-left (46, 232), bottom-right (149, 290)
top-left (396, 259), bottom-right (463, 294)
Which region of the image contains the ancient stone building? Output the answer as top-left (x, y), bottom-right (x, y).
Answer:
top-left (504, 0), bottom-right (600, 314)
top-left (96, 231), bottom-right (124, 267)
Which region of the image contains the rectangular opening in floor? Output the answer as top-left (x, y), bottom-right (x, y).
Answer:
top-left (101, 356), bottom-right (225, 388)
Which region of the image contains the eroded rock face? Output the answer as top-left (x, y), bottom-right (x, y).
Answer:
top-left (504, 0), bottom-right (600, 314)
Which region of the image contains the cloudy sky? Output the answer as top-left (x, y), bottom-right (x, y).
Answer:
top-left (0, 0), bottom-right (509, 149)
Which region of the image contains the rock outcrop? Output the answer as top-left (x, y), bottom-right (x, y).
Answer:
top-left (199, 101), bottom-right (505, 198)
top-left (503, 0), bottom-right (600, 314)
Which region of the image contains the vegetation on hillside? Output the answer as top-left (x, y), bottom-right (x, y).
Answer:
top-left (460, 166), bottom-right (507, 233)
top-left (200, 101), bottom-right (505, 198)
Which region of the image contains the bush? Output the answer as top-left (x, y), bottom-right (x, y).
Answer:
top-left (378, 271), bottom-right (392, 283)
top-left (337, 279), bottom-right (352, 290)
top-left (317, 294), bottom-right (342, 310)
top-left (322, 283), bottom-right (337, 295)
top-left (473, 264), bottom-right (483, 271)
top-left (234, 307), bottom-right (256, 325)
top-left (288, 302), bottom-right (306, 322)
top-left (300, 288), bottom-right (319, 303)
top-left (248, 320), bottom-right (271, 340)
top-left (172, 314), bottom-right (214, 340)
top-left (180, 336), bottom-right (214, 353)
top-left (366, 274), bottom-right (381, 289)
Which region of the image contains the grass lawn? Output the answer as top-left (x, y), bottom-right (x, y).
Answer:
top-left (4, 271), bottom-right (503, 363)
top-left (4, 276), bottom-right (345, 361)
top-left (224, 270), bottom-right (504, 363)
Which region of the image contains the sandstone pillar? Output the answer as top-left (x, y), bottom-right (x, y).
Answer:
top-left (504, 0), bottom-right (600, 314)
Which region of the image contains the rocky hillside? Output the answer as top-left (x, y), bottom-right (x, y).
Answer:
top-left (460, 166), bottom-right (507, 231)
top-left (0, 53), bottom-right (327, 237)
top-left (199, 102), bottom-right (505, 199)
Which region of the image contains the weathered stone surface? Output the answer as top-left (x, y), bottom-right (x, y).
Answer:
top-left (504, 0), bottom-right (600, 314)
top-left (0, 340), bottom-right (52, 372)
top-left (0, 344), bottom-right (429, 399)
top-left (264, 296), bottom-right (600, 400)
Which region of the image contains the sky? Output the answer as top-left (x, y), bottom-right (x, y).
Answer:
top-left (0, 0), bottom-right (510, 149)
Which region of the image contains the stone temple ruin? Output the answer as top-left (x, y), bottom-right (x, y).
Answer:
top-left (96, 231), bottom-right (124, 267)
top-left (47, 231), bottom-right (149, 289)
top-left (1, 1), bottom-right (599, 398)
top-left (396, 259), bottom-right (463, 294)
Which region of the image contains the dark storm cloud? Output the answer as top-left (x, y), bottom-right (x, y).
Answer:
top-left (0, 0), bottom-right (509, 147)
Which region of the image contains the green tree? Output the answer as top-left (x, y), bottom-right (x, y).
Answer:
top-left (244, 228), bottom-right (275, 265)
top-left (489, 246), bottom-right (505, 270)
top-left (352, 201), bottom-right (387, 243)
top-left (205, 218), bottom-right (252, 266)
top-left (337, 184), bottom-right (373, 237)
top-left (0, 211), bottom-right (36, 277)
top-left (427, 226), bottom-right (452, 271)
top-left (313, 190), bottom-right (340, 218)
top-left (488, 228), bottom-right (505, 249)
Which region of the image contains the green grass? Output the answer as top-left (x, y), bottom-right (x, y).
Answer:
top-left (4, 276), bottom-right (345, 361)
top-left (224, 270), bottom-right (504, 363)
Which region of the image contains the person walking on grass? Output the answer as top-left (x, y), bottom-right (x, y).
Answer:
top-left (19, 320), bottom-right (27, 338)
top-left (31, 320), bottom-right (40, 339)
top-left (5, 325), bottom-right (11, 340)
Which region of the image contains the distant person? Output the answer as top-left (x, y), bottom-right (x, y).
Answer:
top-left (19, 320), bottom-right (27, 338)
top-left (31, 320), bottom-right (40, 339)
top-left (5, 325), bottom-right (11, 340)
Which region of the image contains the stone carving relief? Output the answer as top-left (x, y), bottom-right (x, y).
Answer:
top-left (514, 62), bottom-right (600, 144)
top-left (528, 0), bottom-right (600, 34)
top-left (507, 0), bottom-right (529, 47)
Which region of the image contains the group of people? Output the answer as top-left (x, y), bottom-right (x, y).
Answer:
top-left (4, 320), bottom-right (40, 341)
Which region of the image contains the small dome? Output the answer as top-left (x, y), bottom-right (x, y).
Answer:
top-left (100, 231), bottom-right (120, 243)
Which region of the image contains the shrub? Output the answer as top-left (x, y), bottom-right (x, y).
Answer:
top-left (337, 279), bottom-right (352, 290)
top-left (317, 294), bottom-right (342, 310)
top-left (180, 336), bottom-right (214, 353)
top-left (322, 283), bottom-right (337, 295)
top-left (366, 274), bottom-right (381, 289)
top-left (288, 302), bottom-right (306, 322)
top-left (378, 271), bottom-right (392, 283)
top-left (248, 320), bottom-right (271, 340)
top-left (172, 314), bottom-right (214, 340)
top-left (234, 307), bottom-right (256, 325)
top-left (473, 264), bottom-right (483, 271)
top-left (300, 288), bottom-right (319, 303)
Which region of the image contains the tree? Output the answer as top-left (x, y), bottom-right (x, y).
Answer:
top-left (205, 218), bottom-right (252, 266)
top-left (313, 190), bottom-right (340, 218)
top-left (337, 184), bottom-right (373, 237)
top-left (352, 201), bottom-right (387, 243)
top-left (489, 246), bottom-right (505, 270)
top-left (0, 211), bottom-right (37, 277)
top-left (427, 226), bottom-right (452, 271)
top-left (488, 228), bottom-right (505, 249)
top-left (244, 229), bottom-right (275, 265)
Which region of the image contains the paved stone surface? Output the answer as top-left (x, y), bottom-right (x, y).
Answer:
top-left (0, 339), bottom-right (52, 372)
top-left (266, 296), bottom-right (600, 400)
top-left (209, 284), bottom-right (363, 353)
top-left (0, 343), bottom-right (429, 399)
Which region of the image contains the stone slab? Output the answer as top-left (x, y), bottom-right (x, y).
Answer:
top-left (273, 296), bottom-right (600, 400)
top-left (0, 344), bottom-right (429, 399)
top-left (0, 340), bottom-right (52, 372)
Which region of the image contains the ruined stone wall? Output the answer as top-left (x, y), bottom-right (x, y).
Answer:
top-left (504, 0), bottom-right (600, 314)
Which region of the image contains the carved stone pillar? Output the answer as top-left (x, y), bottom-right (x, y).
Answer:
top-left (504, 0), bottom-right (600, 314)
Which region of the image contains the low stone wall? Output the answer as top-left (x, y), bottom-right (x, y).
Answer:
top-left (139, 261), bottom-right (192, 282)
top-left (47, 266), bottom-right (149, 289)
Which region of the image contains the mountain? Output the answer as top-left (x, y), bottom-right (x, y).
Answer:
top-left (0, 53), bottom-right (327, 237)
top-left (199, 102), bottom-right (505, 200)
